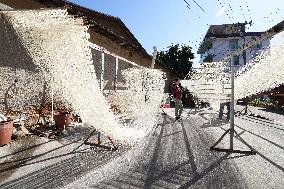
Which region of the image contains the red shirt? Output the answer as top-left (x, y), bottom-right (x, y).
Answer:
top-left (172, 84), bottom-right (182, 99)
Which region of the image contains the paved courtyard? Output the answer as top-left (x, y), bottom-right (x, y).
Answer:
top-left (0, 106), bottom-right (283, 188)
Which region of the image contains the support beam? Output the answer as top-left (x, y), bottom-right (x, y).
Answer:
top-left (51, 77), bottom-right (54, 125)
top-left (100, 52), bottom-right (104, 91)
top-left (0, 3), bottom-right (13, 11)
top-left (114, 57), bottom-right (118, 91)
top-left (90, 43), bottom-right (142, 68)
top-left (210, 55), bottom-right (256, 155)
top-left (230, 56), bottom-right (235, 149)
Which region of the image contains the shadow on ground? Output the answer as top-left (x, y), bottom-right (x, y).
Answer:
top-left (0, 125), bottom-right (129, 189)
top-left (91, 113), bottom-right (249, 189)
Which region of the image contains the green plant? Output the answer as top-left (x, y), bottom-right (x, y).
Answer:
top-left (156, 43), bottom-right (195, 79)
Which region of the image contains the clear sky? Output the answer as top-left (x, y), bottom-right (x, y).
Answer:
top-left (69, 0), bottom-right (283, 66)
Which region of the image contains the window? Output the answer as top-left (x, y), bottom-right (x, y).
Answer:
top-left (243, 52), bottom-right (247, 65)
top-left (229, 39), bottom-right (239, 50)
top-left (253, 42), bottom-right (262, 50)
top-left (203, 54), bottom-right (214, 63)
top-left (200, 52), bottom-right (208, 62)
top-left (234, 55), bottom-right (240, 66)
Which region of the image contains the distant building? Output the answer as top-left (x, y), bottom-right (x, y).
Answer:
top-left (197, 21), bottom-right (284, 109)
top-left (198, 23), bottom-right (270, 68)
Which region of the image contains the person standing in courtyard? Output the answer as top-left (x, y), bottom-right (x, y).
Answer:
top-left (172, 78), bottom-right (184, 121)
top-left (219, 94), bottom-right (231, 121)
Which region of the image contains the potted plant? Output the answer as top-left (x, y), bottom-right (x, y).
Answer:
top-left (53, 101), bottom-right (73, 129)
top-left (0, 120), bottom-right (14, 145)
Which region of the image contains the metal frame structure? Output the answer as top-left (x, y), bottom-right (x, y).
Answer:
top-left (48, 42), bottom-right (145, 151)
top-left (81, 43), bottom-right (156, 151)
top-left (89, 43), bottom-right (143, 91)
top-left (210, 56), bottom-right (256, 155)
top-left (84, 129), bottom-right (118, 151)
top-left (210, 22), bottom-right (284, 154)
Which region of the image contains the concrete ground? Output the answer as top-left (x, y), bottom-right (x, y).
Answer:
top-left (0, 106), bottom-right (283, 189)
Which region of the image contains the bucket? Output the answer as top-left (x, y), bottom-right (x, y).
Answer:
top-left (54, 112), bottom-right (72, 129)
top-left (0, 121), bottom-right (14, 145)
top-left (163, 103), bottom-right (170, 108)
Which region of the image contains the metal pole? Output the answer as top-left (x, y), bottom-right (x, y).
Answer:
top-left (100, 52), bottom-right (105, 91)
top-left (115, 57), bottom-right (118, 91)
top-left (210, 55), bottom-right (256, 155)
top-left (97, 131), bottom-right (101, 144)
top-left (151, 46), bottom-right (157, 69)
top-left (51, 74), bottom-right (54, 125)
top-left (230, 55), bottom-right (235, 150)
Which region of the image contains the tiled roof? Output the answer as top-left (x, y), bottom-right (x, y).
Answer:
top-left (1, 0), bottom-right (150, 58)
top-left (49, 0), bottom-right (149, 57)
top-left (266, 20), bottom-right (284, 34)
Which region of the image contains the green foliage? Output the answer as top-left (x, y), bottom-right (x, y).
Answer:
top-left (156, 43), bottom-right (195, 79)
top-left (249, 97), bottom-right (276, 108)
top-left (250, 98), bottom-right (262, 107)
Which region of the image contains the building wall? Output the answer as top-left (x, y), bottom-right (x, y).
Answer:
top-left (0, 0), bottom-right (157, 94)
top-left (89, 30), bottom-right (151, 67)
top-left (211, 39), bottom-right (231, 62)
top-left (202, 36), bottom-right (270, 69)
top-left (0, 1), bottom-right (152, 68)
top-left (154, 65), bottom-right (178, 93)
top-left (89, 30), bottom-right (151, 91)
top-left (91, 47), bottom-right (139, 91)
top-left (244, 36), bottom-right (270, 64)
top-left (0, 14), bottom-right (45, 112)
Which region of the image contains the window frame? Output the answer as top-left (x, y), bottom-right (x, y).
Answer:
top-left (234, 55), bottom-right (240, 66)
top-left (229, 39), bottom-right (239, 50)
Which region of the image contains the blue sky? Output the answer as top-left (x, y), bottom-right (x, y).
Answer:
top-left (69, 0), bottom-right (283, 65)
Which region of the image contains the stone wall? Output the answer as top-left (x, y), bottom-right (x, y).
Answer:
top-left (0, 14), bottom-right (45, 112)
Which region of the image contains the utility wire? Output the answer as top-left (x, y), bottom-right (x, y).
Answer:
top-left (191, 0), bottom-right (206, 12)
top-left (183, 0), bottom-right (190, 7)
top-left (186, 5), bottom-right (191, 11)
top-left (184, 0), bottom-right (205, 12)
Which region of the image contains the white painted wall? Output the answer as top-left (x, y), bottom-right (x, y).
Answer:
top-left (200, 36), bottom-right (270, 70)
